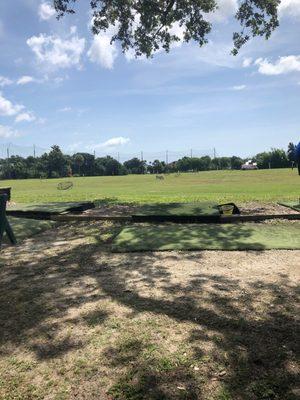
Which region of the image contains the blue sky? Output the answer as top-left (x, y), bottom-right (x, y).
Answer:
top-left (0, 0), bottom-right (299, 159)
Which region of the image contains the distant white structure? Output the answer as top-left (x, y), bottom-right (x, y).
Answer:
top-left (241, 160), bottom-right (258, 170)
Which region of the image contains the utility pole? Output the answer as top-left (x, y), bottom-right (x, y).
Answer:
top-left (93, 150), bottom-right (96, 158)
top-left (166, 150), bottom-right (168, 165)
top-left (117, 152), bottom-right (120, 163)
top-left (33, 144), bottom-right (36, 158)
top-left (141, 151), bottom-right (143, 162)
top-left (213, 148), bottom-right (216, 159)
top-left (6, 144), bottom-right (10, 179)
top-left (190, 148), bottom-right (193, 158)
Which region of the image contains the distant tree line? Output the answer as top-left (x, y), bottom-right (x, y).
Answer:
top-left (0, 143), bottom-right (298, 180)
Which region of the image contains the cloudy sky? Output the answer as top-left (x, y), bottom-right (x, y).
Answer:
top-left (0, 0), bottom-right (299, 158)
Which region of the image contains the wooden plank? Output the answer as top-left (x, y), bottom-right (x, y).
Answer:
top-left (0, 187), bottom-right (11, 201)
top-left (0, 194), bottom-right (17, 246)
top-left (220, 214), bottom-right (300, 223)
top-left (51, 214), bottom-right (132, 222)
top-left (50, 213), bottom-right (300, 223)
top-left (0, 195), bottom-right (6, 245)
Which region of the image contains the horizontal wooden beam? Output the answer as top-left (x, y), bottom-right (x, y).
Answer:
top-left (50, 213), bottom-right (300, 223)
top-left (51, 214), bottom-right (132, 222)
top-left (220, 213), bottom-right (300, 223)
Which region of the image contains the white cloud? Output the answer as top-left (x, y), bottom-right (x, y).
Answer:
top-left (0, 93), bottom-right (24, 116)
top-left (38, 2), bottom-right (56, 20)
top-left (89, 137), bottom-right (130, 150)
top-left (255, 55), bottom-right (300, 75)
top-left (27, 31), bottom-right (85, 70)
top-left (232, 85), bottom-right (246, 90)
top-left (242, 57), bottom-right (252, 68)
top-left (59, 106), bottom-right (72, 112)
top-left (15, 112), bottom-right (36, 123)
top-left (279, 0), bottom-right (300, 17)
top-left (0, 76), bottom-right (13, 87)
top-left (70, 26), bottom-right (77, 35)
top-left (206, 0), bottom-right (238, 22)
top-left (0, 125), bottom-right (20, 138)
top-left (87, 34), bottom-right (118, 69)
top-left (17, 76), bottom-right (36, 85)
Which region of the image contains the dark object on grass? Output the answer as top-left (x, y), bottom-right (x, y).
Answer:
top-left (0, 187), bottom-right (11, 201)
top-left (57, 181), bottom-right (73, 190)
top-left (218, 203), bottom-right (240, 215)
top-left (0, 194), bottom-right (16, 246)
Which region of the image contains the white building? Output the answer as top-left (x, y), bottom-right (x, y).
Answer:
top-left (241, 160), bottom-right (258, 170)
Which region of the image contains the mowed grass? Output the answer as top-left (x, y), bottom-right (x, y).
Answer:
top-left (2, 168), bottom-right (299, 204)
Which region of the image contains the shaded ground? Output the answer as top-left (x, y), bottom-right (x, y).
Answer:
top-left (0, 221), bottom-right (299, 400)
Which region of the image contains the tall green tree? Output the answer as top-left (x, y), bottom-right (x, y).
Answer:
top-left (287, 142), bottom-right (295, 164)
top-left (73, 153), bottom-right (85, 176)
top-left (54, 0), bottom-right (280, 57)
top-left (48, 145), bottom-right (67, 178)
top-left (124, 158), bottom-right (146, 174)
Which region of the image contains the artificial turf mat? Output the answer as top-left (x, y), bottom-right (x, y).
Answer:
top-left (134, 202), bottom-right (220, 216)
top-left (278, 202), bottom-right (300, 212)
top-left (7, 201), bottom-right (94, 216)
top-left (3, 217), bottom-right (57, 244)
top-left (112, 222), bottom-right (300, 252)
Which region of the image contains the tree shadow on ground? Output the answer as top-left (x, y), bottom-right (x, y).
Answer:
top-left (0, 221), bottom-right (299, 399)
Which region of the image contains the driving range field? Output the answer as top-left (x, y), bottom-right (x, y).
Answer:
top-left (3, 168), bottom-right (300, 204)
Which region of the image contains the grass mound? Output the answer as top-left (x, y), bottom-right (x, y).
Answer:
top-left (112, 222), bottom-right (300, 252)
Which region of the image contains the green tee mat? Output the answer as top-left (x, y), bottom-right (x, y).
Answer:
top-left (132, 202), bottom-right (239, 222)
top-left (6, 201), bottom-right (94, 218)
top-left (278, 202), bottom-right (300, 212)
top-left (2, 217), bottom-right (57, 244)
top-left (0, 194), bottom-right (16, 246)
top-left (112, 222), bottom-right (300, 252)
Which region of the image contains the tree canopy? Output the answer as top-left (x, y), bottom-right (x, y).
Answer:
top-left (54, 0), bottom-right (280, 57)
top-left (0, 144), bottom-right (294, 180)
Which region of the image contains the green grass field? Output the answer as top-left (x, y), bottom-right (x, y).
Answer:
top-left (1, 168), bottom-right (299, 204)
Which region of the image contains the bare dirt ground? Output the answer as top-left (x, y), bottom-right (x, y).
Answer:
top-left (82, 201), bottom-right (297, 217)
top-left (0, 221), bottom-right (299, 400)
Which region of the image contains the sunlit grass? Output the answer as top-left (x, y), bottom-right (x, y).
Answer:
top-left (1, 168), bottom-right (299, 204)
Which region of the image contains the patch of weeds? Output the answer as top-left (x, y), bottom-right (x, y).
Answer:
top-left (154, 356), bottom-right (175, 372)
top-left (74, 358), bottom-right (98, 379)
top-left (105, 317), bottom-right (122, 330)
top-left (198, 355), bottom-right (211, 364)
top-left (142, 343), bottom-right (158, 360)
top-left (215, 386), bottom-right (232, 400)
top-left (247, 380), bottom-right (278, 399)
top-left (107, 371), bottom-right (144, 400)
top-left (0, 374), bottom-right (43, 400)
top-left (83, 309), bottom-right (110, 327)
top-left (7, 357), bottom-right (36, 372)
top-left (212, 335), bottom-right (223, 344)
